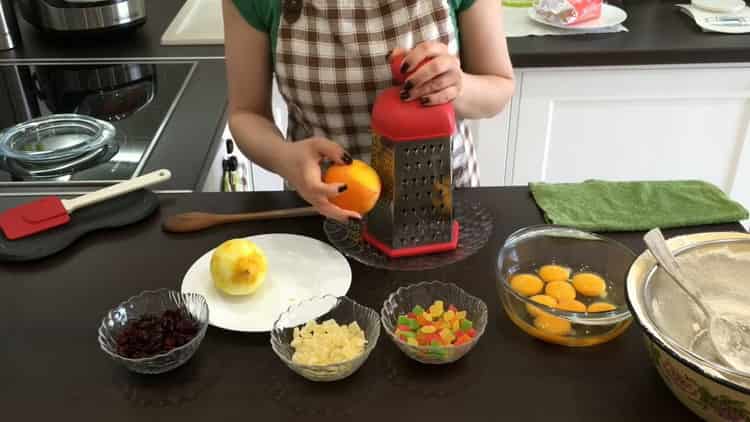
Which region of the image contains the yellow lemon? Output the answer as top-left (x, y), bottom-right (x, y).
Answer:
top-left (526, 294), bottom-right (558, 317)
top-left (588, 302), bottom-right (617, 313)
top-left (572, 272), bottom-right (607, 297)
top-left (538, 264), bottom-right (571, 283)
top-left (510, 273), bottom-right (544, 297)
top-left (210, 239), bottom-right (268, 296)
top-left (545, 281), bottom-right (577, 302)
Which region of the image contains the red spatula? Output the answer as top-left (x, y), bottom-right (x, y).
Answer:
top-left (0, 169), bottom-right (172, 240)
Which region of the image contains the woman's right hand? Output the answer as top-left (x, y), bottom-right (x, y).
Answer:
top-left (277, 137), bottom-right (362, 223)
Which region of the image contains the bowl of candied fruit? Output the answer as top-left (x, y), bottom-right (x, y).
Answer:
top-left (98, 289), bottom-right (209, 374)
top-left (497, 225), bottom-right (636, 347)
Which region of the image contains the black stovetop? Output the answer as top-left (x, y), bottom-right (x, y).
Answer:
top-left (0, 61), bottom-right (194, 184)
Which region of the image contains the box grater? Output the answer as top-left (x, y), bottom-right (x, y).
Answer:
top-left (363, 54), bottom-right (460, 258)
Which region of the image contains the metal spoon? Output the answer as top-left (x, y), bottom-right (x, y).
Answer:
top-left (644, 228), bottom-right (750, 374)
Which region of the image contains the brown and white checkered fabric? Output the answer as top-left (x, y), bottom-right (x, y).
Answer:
top-left (275, 0), bottom-right (479, 187)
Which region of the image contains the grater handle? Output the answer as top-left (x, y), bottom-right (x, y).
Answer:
top-left (390, 53), bottom-right (434, 85)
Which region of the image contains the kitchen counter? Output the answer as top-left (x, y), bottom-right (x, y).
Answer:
top-left (0, 0), bottom-right (223, 63)
top-left (0, 187), bottom-right (745, 421)
top-left (1, 1), bottom-right (749, 67)
top-left (510, 0), bottom-right (750, 67)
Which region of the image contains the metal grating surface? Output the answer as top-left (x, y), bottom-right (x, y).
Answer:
top-left (367, 134), bottom-right (454, 250)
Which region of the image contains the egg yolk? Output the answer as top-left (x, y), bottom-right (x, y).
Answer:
top-left (526, 294), bottom-right (558, 317)
top-left (534, 314), bottom-right (572, 336)
top-left (572, 273), bottom-right (607, 297)
top-left (510, 273), bottom-right (544, 297)
top-left (538, 264), bottom-right (571, 283)
top-left (545, 281), bottom-right (577, 302)
top-left (588, 302), bottom-right (616, 312)
top-left (556, 299), bottom-right (586, 313)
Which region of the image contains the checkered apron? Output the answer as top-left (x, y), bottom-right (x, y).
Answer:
top-left (276, 0), bottom-right (479, 187)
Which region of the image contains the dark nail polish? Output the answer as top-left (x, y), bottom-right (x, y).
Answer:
top-left (403, 80), bottom-right (413, 91)
top-left (400, 61), bottom-right (409, 74)
top-left (338, 184), bottom-right (348, 193)
top-left (342, 152), bottom-right (353, 165)
top-left (400, 90), bottom-right (409, 100)
top-left (420, 97), bottom-right (430, 105)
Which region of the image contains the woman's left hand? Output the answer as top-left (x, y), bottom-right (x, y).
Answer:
top-left (396, 42), bottom-right (464, 106)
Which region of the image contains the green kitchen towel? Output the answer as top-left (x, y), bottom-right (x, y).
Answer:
top-left (529, 180), bottom-right (749, 232)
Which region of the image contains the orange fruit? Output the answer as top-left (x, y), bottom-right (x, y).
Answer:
top-left (324, 159), bottom-right (382, 215)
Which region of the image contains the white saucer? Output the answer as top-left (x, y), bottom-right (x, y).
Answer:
top-left (691, 0), bottom-right (746, 13)
top-left (528, 4), bottom-right (628, 30)
top-left (181, 234), bottom-right (352, 333)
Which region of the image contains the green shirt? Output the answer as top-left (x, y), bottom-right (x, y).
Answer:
top-left (231, 0), bottom-right (477, 61)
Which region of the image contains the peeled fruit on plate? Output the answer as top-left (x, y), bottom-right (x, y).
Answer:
top-left (323, 159), bottom-right (382, 215)
top-left (210, 239), bottom-right (268, 296)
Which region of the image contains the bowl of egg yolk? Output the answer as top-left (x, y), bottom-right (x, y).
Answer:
top-left (497, 225), bottom-right (636, 347)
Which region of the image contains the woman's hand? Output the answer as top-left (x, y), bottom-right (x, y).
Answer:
top-left (396, 42), bottom-right (464, 106)
top-left (277, 138), bottom-right (362, 223)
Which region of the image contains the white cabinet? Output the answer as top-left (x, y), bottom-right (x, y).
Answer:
top-left (507, 66), bottom-right (750, 211)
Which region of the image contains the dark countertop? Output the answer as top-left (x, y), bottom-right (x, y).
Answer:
top-left (0, 187), bottom-right (745, 421)
top-left (510, 0), bottom-right (750, 67)
top-left (1, 0), bottom-right (749, 67)
top-left (0, 0), bottom-right (223, 63)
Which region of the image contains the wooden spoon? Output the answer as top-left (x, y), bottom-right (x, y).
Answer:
top-left (162, 207), bottom-right (318, 233)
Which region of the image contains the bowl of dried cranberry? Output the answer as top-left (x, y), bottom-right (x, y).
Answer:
top-left (98, 289), bottom-right (209, 374)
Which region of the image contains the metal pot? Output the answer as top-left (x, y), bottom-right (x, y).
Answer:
top-left (627, 232), bottom-right (750, 421)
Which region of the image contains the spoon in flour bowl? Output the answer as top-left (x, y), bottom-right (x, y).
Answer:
top-left (644, 228), bottom-right (750, 375)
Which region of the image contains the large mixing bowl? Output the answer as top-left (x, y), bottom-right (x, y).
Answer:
top-left (627, 231), bottom-right (750, 421)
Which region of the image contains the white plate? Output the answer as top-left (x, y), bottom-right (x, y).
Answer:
top-left (691, 0), bottom-right (746, 13)
top-left (528, 4), bottom-right (628, 30)
top-left (181, 234), bottom-right (352, 332)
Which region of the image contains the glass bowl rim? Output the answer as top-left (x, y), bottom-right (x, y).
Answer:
top-left (498, 224), bottom-right (635, 325)
top-left (270, 294), bottom-right (381, 370)
top-left (97, 288), bottom-right (209, 363)
top-left (0, 113), bottom-right (116, 163)
top-left (380, 280), bottom-right (488, 351)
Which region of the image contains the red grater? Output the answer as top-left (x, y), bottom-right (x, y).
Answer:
top-left (363, 54), bottom-right (459, 258)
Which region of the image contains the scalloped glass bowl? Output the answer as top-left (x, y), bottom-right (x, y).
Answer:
top-left (98, 289), bottom-right (209, 374)
top-left (270, 295), bottom-right (381, 382)
top-left (497, 225), bottom-right (635, 347)
top-left (381, 281), bottom-right (488, 364)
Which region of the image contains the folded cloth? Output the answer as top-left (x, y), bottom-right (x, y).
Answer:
top-left (529, 180), bottom-right (749, 232)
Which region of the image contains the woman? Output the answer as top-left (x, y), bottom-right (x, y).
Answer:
top-left (224, 0), bottom-right (514, 221)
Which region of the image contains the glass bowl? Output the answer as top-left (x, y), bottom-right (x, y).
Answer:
top-left (0, 114), bottom-right (116, 164)
top-left (497, 225), bottom-right (635, 347)
top-left (270, 295), bottom-right (380, 382)
top-left (98, 289), bottom-right (209, 374)
top-left (381, 281), bottom-right (488, 364)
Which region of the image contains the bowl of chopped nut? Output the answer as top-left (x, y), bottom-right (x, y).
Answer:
top-left (270, 295), bottom-right (380, 382)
